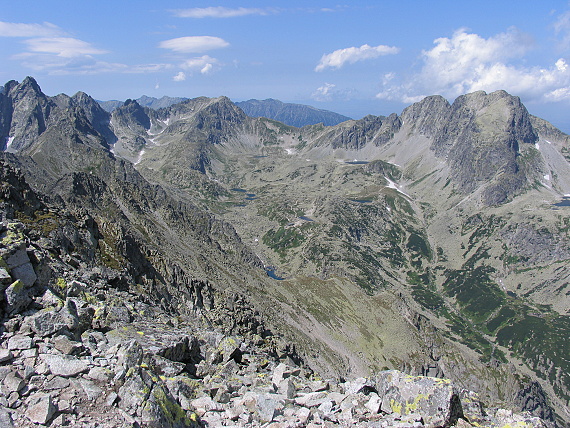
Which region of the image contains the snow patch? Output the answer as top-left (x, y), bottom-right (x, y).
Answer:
top-left (544, 174), bottom-right (550, 181)
top-left (544, 139), bottom-right (552, 145)
top-left (385, 177), bottom-right (411, 198)
top-left (285, 148), bottom-right (296, 155)
top-left (134, 149), bottom-right (146, 165)
top-left (5, 136), bottom-right (14, 149)
top-left (535, 143), bottom-right (540, 150)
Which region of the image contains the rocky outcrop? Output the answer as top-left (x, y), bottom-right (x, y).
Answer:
top-left (0, 215), bottom-right (548, 427)
top-left (400, 95), bottom-right (450, 138)
top-left (431, 90), bottom-right (539, 205)
top-left (322, 115), bottom-right (385, 150)
top-left (0, 77), bottom-right (55, 153)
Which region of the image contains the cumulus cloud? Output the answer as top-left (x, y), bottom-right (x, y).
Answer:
top-left (173, 71), bottom-right (186, 81)
top-left (172, 7), bottom-right (274, 18)
top-left (0, 21), bottom-right (63, 37)
top-left (377, 28), bottom-right (570, 103)
top-left (180, 55), bottom-right (221, 75)
top-left (315, 44), bottom-right (400, 71)
top-left (159, 36), bottom-right (229, 53)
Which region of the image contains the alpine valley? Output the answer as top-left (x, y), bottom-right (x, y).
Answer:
top-left (0, 76), bottom-right (569, 427)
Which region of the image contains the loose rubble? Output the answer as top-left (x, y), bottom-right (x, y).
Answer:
top-left (0, 161), bottom-right (550, 428)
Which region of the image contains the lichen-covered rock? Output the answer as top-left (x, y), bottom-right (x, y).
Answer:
top-left (106, 323), bottom-right (199, 364)
top-left (4, 279), bottom-right (31, 315)
top-left (140, 383), bottom-right (198, 428)
top-left (374, 370), bottom-right (462, 428)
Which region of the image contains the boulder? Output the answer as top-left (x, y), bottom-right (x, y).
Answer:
top-left (28, 298), bottom-right (79, 337)
top-left (140, 383), bottom-right (197, 428)
top-left (41, 354), bottom-right (89, 377)
top-left (26, 394), bottom-right (56, 425)
top-left (374, 370), bottom-right (462, 428)
top-left (4, 280), bottom-right (31, 315)
top-left (0, 349), bottom-right (13, 363)
top-left (106, 324), bottom-right (199, 363)
top-left (0, 268), bottom-right (11, 287)
top-left (2, 243), bottom-right (36, 287)
top-left (7, 334), bottom-right (34, 350)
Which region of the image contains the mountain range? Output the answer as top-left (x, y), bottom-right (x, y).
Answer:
top-left (98, 96), bottom-right (352, 127)
top-left (1, 76), bottom-right (569, 427)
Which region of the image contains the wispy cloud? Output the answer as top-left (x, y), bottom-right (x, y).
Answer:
top-left (15, 52), bottom-right (173, 75)
top-left (0, 20), bottom-right (173, 76)
top-left (315, 44), bottom-right (400, 72)
top-left (159, 36), bottom-right (229, 53)
top-left (0, 21), bottom-right (63, 37)
top-left (171, 7), bottom-right (275, 18)
top-left (311, 82), bottom-right (358, 102)
top-left (377, 28), bottom-right (570, 104)
top-left (311, 83), bottom-right (336, 101)
top-left (23, 37), bottom-right (108, 57)
top-left (553, 10), bottom-right (570, 50)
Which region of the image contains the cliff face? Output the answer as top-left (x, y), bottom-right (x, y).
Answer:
top-left (432, 91), bottom-right (539, 205)
top-left (1, 77), bottom-right (569, 426)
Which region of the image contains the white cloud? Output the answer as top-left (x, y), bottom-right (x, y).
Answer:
top-left (312, 83), bottom-right (336, 101)
top-left (15, 52), bottom-right (172, 76)
top-left (159, 36), bottom-right (229, 53)
top-left (0, 21), bottom-right (63, 37)
top-left (201, 63), bottom-right (213, 74)
top-left (315, 44), bottom-right (400, 72)
top-left (172, 7), bottom-right (274, 18)
top-left (553, 10), bottom-right (570, 50)
top-left (129, 63), bottom-right (172, 73)
top-left (180, 55), bottom-right (221, 74)
top-left (377, 28), bottom-right (570, 103)
top-left (173, 71), bottom-right (186, 81)
top-left (23, 37), bottom-right (108, 57)
top-left (1, 21), bottom-right (172, 76)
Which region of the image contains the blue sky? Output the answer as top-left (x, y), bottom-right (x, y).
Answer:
top-left (3, 1), bottom-right (570, 131)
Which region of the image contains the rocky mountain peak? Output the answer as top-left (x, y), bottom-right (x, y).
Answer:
top-left (112, 98), bottom-right (150, 131)
top-left (400, 95), bottom-right (450, 138)
top-left (418, 90), bottom-right (540, 205)
top-left (0, 77), bottom-right (54, 153)
top-left (16, 76), bottom-right (43, 95)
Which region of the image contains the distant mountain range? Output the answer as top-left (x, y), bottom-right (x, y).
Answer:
top-left (98, 95), bottom-right (188, 112)
top-left (98, 96), bottom-right (351, 127)
top-left (235, 98), bottom-right (352, 127)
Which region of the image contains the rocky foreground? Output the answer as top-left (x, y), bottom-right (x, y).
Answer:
top-left (0, 185), bottom-right (548, 427)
